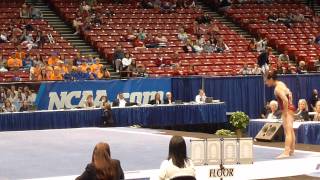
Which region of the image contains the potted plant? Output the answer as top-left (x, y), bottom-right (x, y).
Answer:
top-left (229, 111), bottom-right (250, 138)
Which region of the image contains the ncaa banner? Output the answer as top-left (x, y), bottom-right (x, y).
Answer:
top-left (35, 78), bottom-right (171, 110)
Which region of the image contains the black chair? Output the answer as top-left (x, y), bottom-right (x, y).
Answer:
top-left (170, 176), bottom-right (196, 180)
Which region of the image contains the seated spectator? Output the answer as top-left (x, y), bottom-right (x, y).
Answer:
top-left (30, 64), bottom-right (41, 80)
top-left (20, 3), bottom-right (30, 18)
top-left (0, 63), bottom-right (8, 72)
top-left (113, 45), bottom-right (125, 72)
top-left (295, 99), bottom-right (309, 121)
top-left (239, 63), bottom-right (252, 75)
top-left (137, 28), bottom-right (147, 41)
top-left (35, 31), bottom-right (46, 48)
top-left (112, 92), bottom-right (127, 107)
top-left (177, 27), bottom-right (188, 42)
top-left (193, 37), bottom-right (204, 53)
top-left (33, 54), bottom-right (45, 67)
top-left (268, 13), bottom-right (279, 23)
top-left (196, 13), bottom-right (212, 24)
top-left (266, 100), bottom-right (281, 119)
top-left (48, 53), bottom-right (60, 66)
top-left (91, 58), bottom-right (103, 78)
top-left (183, 40), bottom-right (195, 53)
top-left (30, 5), bottom-right (43, 19)
top-left (2, 99), bottom-right (16, 112)
top-left (131, 63), bottom-right (146, 77)
top-left (85, 67), bottom-right (97, 80)
top-left (278, 51), bottom-right (290, 62)
top-left (19, 100), bottom-right (30, 112)
top-left (83, 95), bottom-right (95, 108)
top-left (160, 0), bottom-right (176, 13)
top-left (297, 61), bottom-right (307, 74)
top-left (101, 66), bottom-right (111, 79)
top-left (261, 102), bottom-right (271, 118)
top-left (121, 53), bottom-right (132, 72)
top-left (216, 38), bottom-right (229, 53)
top-left (203, 40), bottom-right (215, 53)
top-left (159, 136), bottom-right (195, 180)
top-left (144, 33), bottom-right (157, 48)
top-left (102, 103), bottom-right (114, 127)
top-left (257, 47), bottom-right (272, 76)
top-left (149, 92), bottom-right (162, 105)
top-left (91, 13), bottom-right (102, 26)
top-left (73, 17), bottom-right (83, 35)
top-left (164, 92), bottom-right (174, 104)
top-left (133, 37), bottom-right (145, 48)
top-left (309, 89), bottom-right (319, 111)
top-left (6, 89), bottom-right (16, 103)
top-left (314, 56), bottom-right (320, 72)
top-left (80, 61), bottom-right (88, 73)
top-left (172, 64), bottom-right (184, 76)
top-left (155, 33), bottom-right (168, 47)
top-left (37, 68), bottom-right (47, 80)
top-left (79, 0), bottom-right (91, 15)
top-left (45, 66), bottom-right (55, 80)
top-left (0, 30), bottom-right (10, 43)
top-left (0, 53), bottom-right (8, 72)
top-left (314, 101), bottom-right (320, 121)
top-left (141, 0), bottom-right (154, 9)
top-left (53, 66), bottom-right (64, 80)
top-left (76, 142), bottom-right (124, 180)
top-left (195, 89), bottom-right (206, 104)
top-left (7, 54), bottom-right (22, 70)
top-left (251, 63), bottom-right (262, 75)
top-left (23, 53), bottom-right (34, 69)
top-left (126, 27), bottom-right (137, 41)
top-left (248, 39), bottom-right (257, 52)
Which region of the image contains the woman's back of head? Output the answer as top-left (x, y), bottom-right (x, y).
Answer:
top-left (92, 142), bottom-right (117, 180)
top-left (168, 136), bottom-right (187, 169)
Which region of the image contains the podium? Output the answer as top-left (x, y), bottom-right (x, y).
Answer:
top-left (190, 138), bottom-right (253, 165)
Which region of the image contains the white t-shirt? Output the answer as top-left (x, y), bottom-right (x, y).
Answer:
top-left (119, 99), bottom-right (127, 108)
top-left (195, 95), bottom-right (206, 103)
top-left (159, 159), bottom-right (195, 180)
top-left (122, 58), bottom-right (132, 67)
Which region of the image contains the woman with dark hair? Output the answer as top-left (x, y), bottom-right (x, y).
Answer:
top-left (265, 71), bottom-right (295, 159)
top-left (102, 103), bottom-right (114, 127)
top-left (159, 136), bottom-right (195, 180)
top-left (84, 95), bottom-right (95, 109)
top-left (149, 93), bottom-right (162, 105)
top-left (19, 100), bottom-right (30, 112)
top-left (77, 142), bottom-right (124, 180)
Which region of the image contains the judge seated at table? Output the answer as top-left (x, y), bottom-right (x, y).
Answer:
top-left (295, 99), bottom-right (309, 121)
top-left (266, 100), bottom-right (281, 120)
top-left (314, 101), bottom-right (320, 121)
top-left (149, 92), bottom-right (162, 105)
top-left (83, 95), bottom-right (95, 109)
top-left (195, 89), bottom-right (206, 104)
top-left (164, 92), bottom-right (174, 104)
top-left (112, 93), bottom-right (128, 108)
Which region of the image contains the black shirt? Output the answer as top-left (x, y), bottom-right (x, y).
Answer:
top-left (76, 161), bottom-right (124, 180)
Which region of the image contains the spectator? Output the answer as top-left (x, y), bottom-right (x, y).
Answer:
top-left (30, 64), bottom-right (41, 80)
top-left (76, 142), bottom-right (124, 180)
top-left (23, 53), bottom-right (34, 69)
top-left (102, 103), bottom-right (114, 127)
top-left (149, 92), bottom-right (162, 105)
top-left (297, 61), bottom-right (307, 74)
top-left (177, 27), bottom-right (188, 42)
top-left (113, 45), bottom-right (125, 72)
top-left (33, 54), bottom-right (45, 67)
top-left (0, 63), bottom-right (8, 72)
top-left (48, 53), bottom-right (60, 66)
top-left (239, 63), bottom-right (252, 75)
top-left (248, 39), bottom-right (257, 52)
top-left (53, 66), bottom-right (64, 80)
top-left (126, 27), bottom-right (137, 41)
top-left (257, 47), bottom-right (272, 76)
top-left (295, 99), bottom-right (309, 121)
top-left (7, 53), bottom-right (22, 70)
top-left (195, 89), bottom-right (206, 104)
top-left (37, 68), bottom-right (47, 80)
top-left (73, 17), bottom-right (83, 35)
top-left (121, 53), bottom-right (132, 72)
top-left (144, 33), bottom-right (157, 48)
top-left (2, 99), bottom-right (16, 112)
top-left (112, 92), bottom-right (127, 107)
top-left (6, 89), bottom-right (16, 103)
top-left (30, 5), bottom-right (43, 19)
top-left (183, 40), bottom-right (195, 53)
top-left (266, 100), bottom-right (281, 119)
top-left (164, 92), bottom-right (174, 104)
top-left (216, 38), bottom-right (229, 53)
top-left (203, 40), bottom-right (215, 53)
top-left (101, 66), bottom-right (111, 79)
top-left (314, 101), bottom-right (320, 121)
top-left (159, 136), bottom-right (195, 180)
top-left (20, 3), bottom-right (30, 18)
top-left (46, 66), bottom-right (55, 80)
top-left (310, 89), bottom-right (319, 111)
top-left (251, 63), bottom-right (262, 75)
top-left (155, 33), bottom-right (168, 47)
top-left (0, 30), bottom-right (10, 43)
top-left (256, 37), bottom-right (267, 52)
top-left (132, 63), bottom-right (146, 77)
top-left (91, 58), bottom-right (103, 78)
top-left (268, 13), bottom-right (279, 23)
top-left (314, 56), bottom-right (320, 72)
top-left (35, 31), bottom-right (46, 48)
top-left (137, 28), bottom-right (146, 41)
top-left (261, 101), bottom-right (271, 118)
top-left (278, 51), bottom-right (290, 62)
top-left (83, 95), bottom-right (95, 108)
top-left (196, 13), bottom-right (212, 24)
top-left (19, 100), bottom-right (30, 112)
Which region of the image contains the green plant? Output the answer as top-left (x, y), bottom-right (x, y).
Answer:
top-left (230, 111), bottom-right (250, 129)
top-left (215, 129), bottom-right (235, 137)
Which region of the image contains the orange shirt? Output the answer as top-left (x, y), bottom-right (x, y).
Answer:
top-left (53, 73), bottom-right (63, 80)
top-left (15, 51), bottom-right (26, 60)
top-left (91, 63), bottom-right (103, 77)
top-left (7, 57), bottom-right (22, 68)
top-left (80, 64), bottom-right (88, 73)
top-left (48, 57), bottom-right (59, 66)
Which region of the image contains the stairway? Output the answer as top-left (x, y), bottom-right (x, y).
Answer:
top-left (300, 0), bottom-right (320, 15)
top-left (25, 0), bottom-right (119, 78)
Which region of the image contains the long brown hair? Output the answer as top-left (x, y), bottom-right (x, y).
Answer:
top-left (91, 142), bottom-right (117, 180)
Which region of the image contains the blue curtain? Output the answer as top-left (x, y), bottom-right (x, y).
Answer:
top-left (171, 77), bottom-right (202, 102)
top-left (204, 76), bottom-right (264, 118)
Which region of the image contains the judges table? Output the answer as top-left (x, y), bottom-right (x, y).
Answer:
top-left (0, 102), bottom-right (227, 131)
top-left (247, 119), bottom-right (320, 145)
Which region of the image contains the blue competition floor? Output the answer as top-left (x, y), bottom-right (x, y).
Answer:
top-left (0, 127), bottom-right (319, 180)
